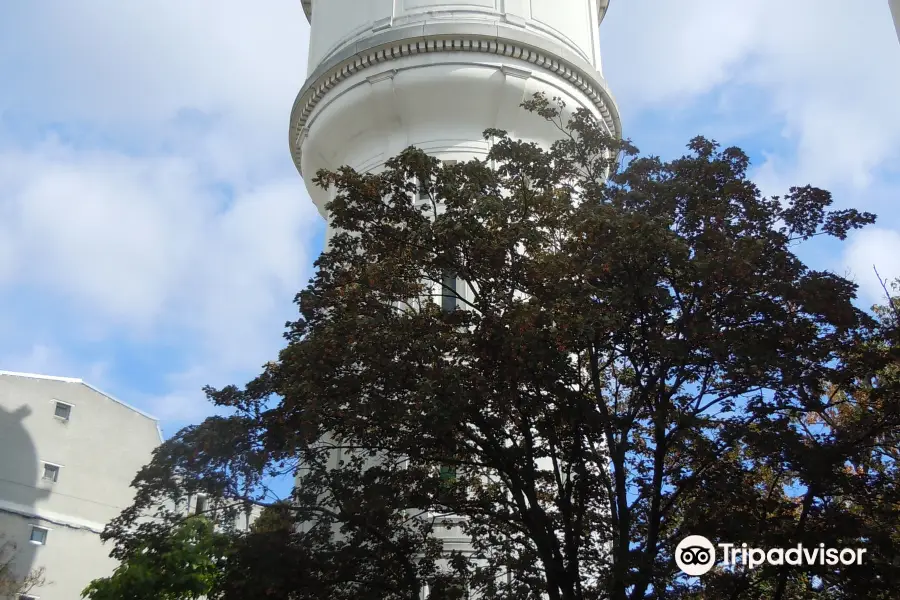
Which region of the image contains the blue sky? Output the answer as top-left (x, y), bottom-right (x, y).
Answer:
top-left (0, 0), bottom-right (898, 440)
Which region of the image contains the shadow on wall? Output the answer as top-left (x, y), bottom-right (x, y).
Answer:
top-left (0, 405), bottom-right (51, 597)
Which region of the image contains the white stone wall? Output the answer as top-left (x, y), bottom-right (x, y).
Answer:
top-left (306, 0), bottom-right (608, 75)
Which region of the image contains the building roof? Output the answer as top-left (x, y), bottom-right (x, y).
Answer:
top-left (0, 370), bottom-right (164, 441)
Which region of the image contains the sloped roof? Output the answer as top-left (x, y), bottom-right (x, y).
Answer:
top-left (0, 370), bottom-right (164, 441)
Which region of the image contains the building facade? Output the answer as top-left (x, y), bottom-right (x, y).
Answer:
top-left (289, 0), bottom-right (619, 593)
top-left (0, 371), bottom-right (163, 600)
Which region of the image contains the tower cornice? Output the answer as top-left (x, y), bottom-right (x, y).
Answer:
top-left (289, 24), bottom-right (621, 176)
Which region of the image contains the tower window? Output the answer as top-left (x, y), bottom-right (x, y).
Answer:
top-left (29, 526), bottom-right (49, 545)
top-left (439, 465), bottom-right (457, 483)
top-left (441, 271), bottom-right (458, 313)
top-left (195, 495), bottom-right (208, 515)
top-left (54, 401), bottom-right (72, 421)
top-left (42, 463), bottom-right (60, 483)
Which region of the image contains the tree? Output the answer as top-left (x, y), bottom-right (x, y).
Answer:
top-left (249, 501), bottom-right (295, 534)
top-left (82, 517), bottom-right (230, 600)
top-left (0, 535), bottom-right (45, 598)
top-left (103, 95), bottom-right (899, 599)
top-left (783, 278), bottom-right (900, 598)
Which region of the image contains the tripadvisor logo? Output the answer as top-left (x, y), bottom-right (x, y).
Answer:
top-left (674, 535), bottom-right (867, 576)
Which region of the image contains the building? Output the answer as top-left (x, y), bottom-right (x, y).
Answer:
top-left (289, 0), bottom-right (620, 593)
top-left (0, 371), bottom-right (163, 600)
top-left (892, 0), bottom-right (900, 42)
top-left (291, 0), bottom-right (620, 247)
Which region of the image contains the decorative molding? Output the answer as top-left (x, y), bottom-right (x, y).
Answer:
top-left (500, 64), bottom-right (532, 79)
top-left (289, 33), bottom-right (620, 176)
top-left (502, 12), bottom-right (526, 27)
top-left (372, 17), bottom-right (392, 32)
top-left (296, 126), bottom-right (310, 150)
top-left (366, 69), bottom-right (399, 84)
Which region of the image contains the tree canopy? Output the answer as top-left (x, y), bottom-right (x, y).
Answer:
top-left (82, 516), bottom-right (229, 600)
top-left (102, 95), bottom-right (899, 599)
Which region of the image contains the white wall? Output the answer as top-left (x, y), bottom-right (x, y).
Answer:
top-left (292, 0), bottom-right (619, 218)
top-left (0, 372), bottom-right (162, 600)
top-left (307, 0), bottom-right (603, 74)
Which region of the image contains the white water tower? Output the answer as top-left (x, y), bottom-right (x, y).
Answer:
top-left (290, 0), bottom-right (620, 243)
top-left (289, 0), bottom-right (620, 584)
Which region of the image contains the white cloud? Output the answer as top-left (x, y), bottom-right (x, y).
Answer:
top-left (0, 342), bottom-right (110, 386)
top-left (604, 0), bottom-right (900, 192)
top-left (741, 2), bottom-right (900, 192)
top-left (140, 387), bottom-right (217, 428)
top-left (603, 1), bottom-right (767, 109)
top-left (0, 1), bottom-right (308, 132)
top-left (843, 228), bottom-right (900, 304)
top-left (1, 0), bottom-right (899, 428)
top-left (1, 144), bottom-right (197, 327)
top-left (0, 1), bottom-right (319, 424)
top-left (0, 141), bottom-right (317, 340)
top-left (0, 135), bottom-right (319, 423)
top-left (172, 177), bottom-right (318, 370)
